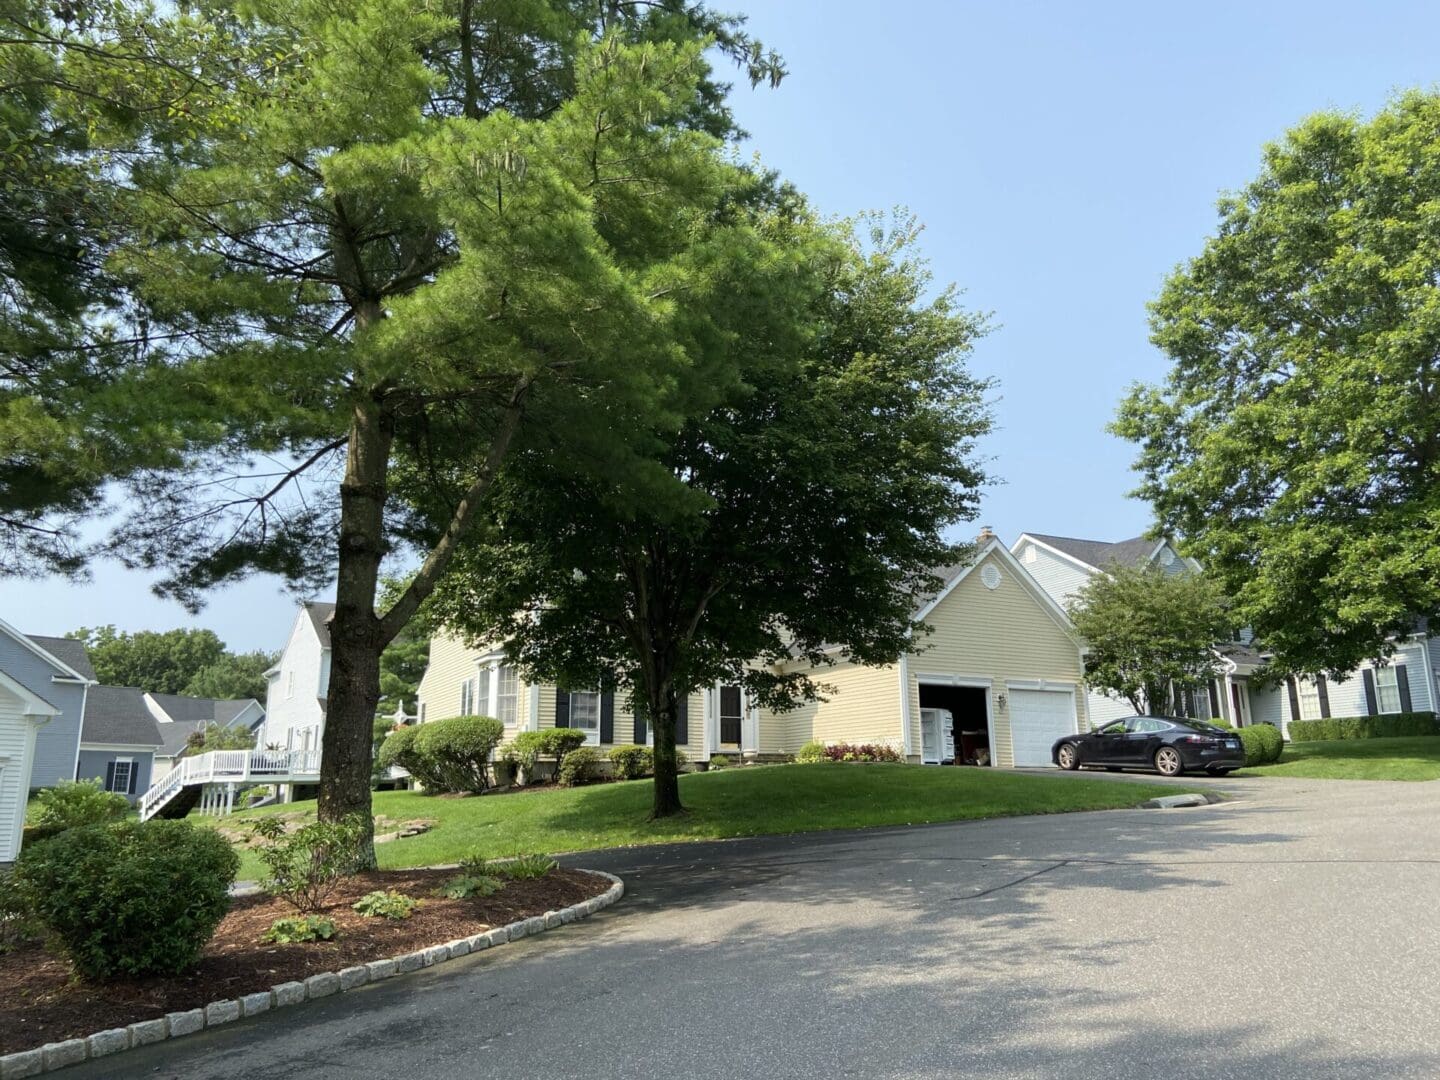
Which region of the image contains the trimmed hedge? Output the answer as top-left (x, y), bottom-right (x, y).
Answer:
top-left (609, 745), bottom-right (653, 780)
top-left (1287, 712), bottom-right (1439, 743)
top-left (412, 715), bottom-right (506, 793)
top-left (1236, 723), bottom-right (1283, 765)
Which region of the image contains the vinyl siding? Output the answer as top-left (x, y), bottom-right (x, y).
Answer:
top-left (537, 684), bottom-right (706, 757)
top-left (261, 610), bottom-right (327, 752)
top-left (905, 550), bottom-right (1087, 767)
top-left (1268, 640), bottom-right (1435, 735)
top-left (1014, 541), bottom-right (1093, 608)
top-left (75, 749), bottom-right (154, 803)
top-left (759, 660), bottom-right (901, 753)
top-left (0, 630), bottom-right (86, 790)
top-left (0, 698), bottom-right (39, 861)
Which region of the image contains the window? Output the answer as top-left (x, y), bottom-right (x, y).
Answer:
top-left (719, 685), bottom-right (743, 747)
top-left (496, 666), bottom-right (519, 726)
top-left (569, 690), bottom-right (600, 744)
top-left (107, 759), bottom-right (134, 794)
top-left (1375, 666), bottom-right (1402, 714)
top-left (460, 678), bottom-right (475, 716)
top-left (476, 667), bottom-right (491, 716)
top-left (1297, 677), bottom-right (1323, 721)
top-left (286, 670), bottom-right (295, 699)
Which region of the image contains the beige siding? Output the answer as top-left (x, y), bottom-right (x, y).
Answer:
top-left (905, 550), bottom-right (1087, 767)
top-left (759, 660), bottom-right (901, 754)
top-left (535, 685), bottom-right (705, 756)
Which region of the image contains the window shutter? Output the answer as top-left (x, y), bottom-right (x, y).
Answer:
top-left (1286, 678), bottom-right (1301, 723)
top-left (129, 763), bottom-right (139, 794)
top-left (1397, 665), bottom-right (1413, 713)
top-left (600, 692), bottom-right (614, 744)
top-left (1316, 675), bottom-right (1331, 719)
top-left (1362, 670), bottom-right (1378, 716)
top-left (555, 688), bottom-right (570, 728)
top-left (104, 761), bottom-right (116, 792)
top-left (1208, 681), bottom-right (1221, 719)
top-left (675, 695), bottom-right (688, 744)
top-left (633, 708), bottom-right (647, 745)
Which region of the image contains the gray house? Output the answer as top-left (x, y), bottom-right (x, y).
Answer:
top-left (0, 619), bottom-right (95, 791)
top-left (76, 685), bottom-right (165, 801)
top-left (146, 693), bottom-right (266, 775)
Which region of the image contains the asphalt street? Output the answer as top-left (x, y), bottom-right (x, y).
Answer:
top-left (65, 774), bottom-right (1440, 1079)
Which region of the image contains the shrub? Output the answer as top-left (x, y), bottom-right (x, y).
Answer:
top-left (557, 746), bottom-right (601, 786)
top-left (707, 752), bottom-right (731, 770)
top-left (250, 815), bottom-right (369, 914)
top-left (501, 853), bottom-right (557, 880)
top-left (796, 740), bottom-right (829, 764)
top-left (1287, 712), bottom-right (1438, 743)
top-left (436, 873), bottom-right (503, 899)
top-left (352, 890), bottom-right (419, 920)
top-left (609, 745), bottom-right (654, 780)
top-left (509, 731), bottom-right (546, 783)
top-left (378, 725), bottom-right (447, 791)
top-left (262, 915), bottom-right (336, 944)
top-left (26, 780), bottom-right (129, 840)
top-left (13, 820), bottom-right (238, 980)
top-left (0, 872), bottom-right (41, 953)
top-left (186, 721), bottom-right (255, 753)
top-left (412, 716), bottom-right (506, 794)
top-left (539, 728), bottom-right (590, 774)
top-left (492, 749), bottom-right (521, 787)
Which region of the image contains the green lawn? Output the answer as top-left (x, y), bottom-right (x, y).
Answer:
top-left (1240, 736), bottom-right (1440, 781)
top-left (215, 764), bottom-right (1184, 879)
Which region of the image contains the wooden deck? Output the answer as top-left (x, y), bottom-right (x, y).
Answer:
top-left (139, 748), bottom-right (320, 820)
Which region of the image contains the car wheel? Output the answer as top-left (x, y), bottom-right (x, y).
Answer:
top-left (1056, 743), bottom-right (1080, 771)
top-left (1154, 746), bottom-right (1184, 777)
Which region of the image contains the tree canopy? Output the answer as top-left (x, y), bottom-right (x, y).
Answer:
top-left (1065, 565), bottom-right (1232, 715)
top-left (1116, 91), bottom-right (1440, 677)
top-left (65, 625), bottom-right (274, 699)
top-left (429, 216), bottom-right (991, 815)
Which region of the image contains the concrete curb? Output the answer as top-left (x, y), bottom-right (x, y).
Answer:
top-left (0, 871), bottom-right (623, 1079)
top-left (1142, 792), bottom-right (1225, 809)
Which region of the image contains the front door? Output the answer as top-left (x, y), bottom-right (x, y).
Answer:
top-left (718, 685), bottom-right (743, 749)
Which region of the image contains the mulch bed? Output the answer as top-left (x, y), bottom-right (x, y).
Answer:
top-left (0, 867), bottom-right (608, 1054)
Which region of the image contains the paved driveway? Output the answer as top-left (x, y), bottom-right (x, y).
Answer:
top-left (69, 776), bottom-right (1440, 1079)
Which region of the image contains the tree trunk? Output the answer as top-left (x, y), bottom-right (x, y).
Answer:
top-left (317, 396), bottom-right (395, 869)
top-left (649, 685), bottom-right (685, 819)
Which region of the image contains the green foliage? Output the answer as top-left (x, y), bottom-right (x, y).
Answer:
top-left (1235, 724), bottom-right (1284, 766)
top-left (412, 716), bottom-right (506, 794)
top-left (378, 725), bottom-right (440, 791)
top-left (557, 746), bottom-right (601, 787)
top-left (1066, 565), bottom-right (1232, 714)
top-left (608, 745), bottom-right (654, 780)
top-left (1287, 713), bottom-right (1438, 743)
top-left (500, 854), bottom-right (558, 880)
top-left (1116, 92), bottom-right (1440, 676)
top-left (187, 721), bottom-right (256, 753)
top-left (815, 743), bottom-right (903, 763)
top-left (13, 821), bottom-right (238, 980)
top-left (508, 732), bottom-right (546, 782)
top-left (795, 741), bottom-right (830, 764)
top-left (435, 873), bottom-right (503, 899)
top-left (0, 872), bottom-right (41, 953)
top-left (182, 651), bottom-right (277, 701)
top-left (378, 632), bottom-right (430, 718)
top-left (261, 915), bottom-right (337, 944)
top-left (249, 816), bottom-right (369, 914)
top-left (706, 752), bottom-right (730, 770)
top-left (26, 779), bottom-right (129, 837)
top-left (67, 626), bottom-right (227, 695)
top-left (429, 215), bottom-right (992, 818)
top-left (352, 890), bottom-right (419, 920)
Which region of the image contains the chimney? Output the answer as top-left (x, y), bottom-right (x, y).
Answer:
top-left (977, 525), bottom-right (996, 544)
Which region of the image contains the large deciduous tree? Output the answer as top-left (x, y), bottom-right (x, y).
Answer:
top-left (429, 217), bottom-right (991, 817)
top-left (17, 1), bottom-right (789, 863)
top-left (1115, 92), bottom-right (1440, 677)
top-left (1065, 565), bottom-right (1232, 715)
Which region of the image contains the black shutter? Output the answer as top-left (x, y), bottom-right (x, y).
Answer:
top-left (600, 692), bottom-right (614, 744)
top-left (555, 688), bottom-right (570, 728)
top-left (633, 706), bottom-right (647, 745)
top-left (675, 695), bottom-right (688, 744)
top-left (1208, 681), bottom-right (1221, 719)
top-left (1286, 678), bottom-right (1301, 723)
top-left (104, 761), bottom-right (116, 792)
top-left (1316, 675), bottom-right (1331, 719)
top-left (129, 763), bottom-right (139, 795)
top-left (1362, 670), bottom-right (1378, 716)
top-left (1398, 665), bottom-right (1413, 713)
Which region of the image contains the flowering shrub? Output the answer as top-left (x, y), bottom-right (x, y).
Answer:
top-left (798, 742), bottom-right (902, 763)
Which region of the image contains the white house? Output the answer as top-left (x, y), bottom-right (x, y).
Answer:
top-left (261, 601), bottom-right (332, 797)
top-left (146, 693), bottom-right (266, 773)
top-left (0, 668), bottom-right (59, 863)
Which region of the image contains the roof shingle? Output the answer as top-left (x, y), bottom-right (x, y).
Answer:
top-left (82, 685), bottom-right (163, 747)
top-left (26, 635), bottom-right (97, 681)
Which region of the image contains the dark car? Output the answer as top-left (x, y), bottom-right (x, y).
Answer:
top-left (1051, 716), bottom-right (1245, 777)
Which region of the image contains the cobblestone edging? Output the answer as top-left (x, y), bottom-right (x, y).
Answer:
top-left (0, 872), bottom-right (623, 1078)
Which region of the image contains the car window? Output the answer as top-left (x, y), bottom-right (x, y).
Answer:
top-left (1097, 721), bottom-right (1127, 735)
top-left (1136, 719), bottom-right (1170, 733)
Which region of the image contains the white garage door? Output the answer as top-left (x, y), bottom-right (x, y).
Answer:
top-left (1009, 688), bottom-right (1077, 767)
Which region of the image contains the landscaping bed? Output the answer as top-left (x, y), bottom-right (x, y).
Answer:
top-left (0, 866), bottom-right (608, 1054)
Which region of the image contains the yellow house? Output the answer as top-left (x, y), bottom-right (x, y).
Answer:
top-left (415, 537), bottom-right (1087, 770)
top-left (759, 536), bottom-right (1090, 768)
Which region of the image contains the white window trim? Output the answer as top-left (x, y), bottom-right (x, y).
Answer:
top-left (495, 664), bottom-right (519, 727)
top-left (1296, 677), bottom-right (1323, 722)
top-left (109, 757), bottom-right (135, 794)
top-left (569, 690), bottom-right (601, 746)
top-left (1374, 666), bottom-right (1402, 715)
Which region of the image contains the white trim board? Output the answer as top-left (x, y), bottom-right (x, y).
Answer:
top-left (0, 616), bottom-right (95, 684)
top-left (914, 539), bottom-right (1081, 642)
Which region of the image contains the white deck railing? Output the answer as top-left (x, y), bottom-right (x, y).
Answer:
top-left (139, 748), bottom-right (321, 820)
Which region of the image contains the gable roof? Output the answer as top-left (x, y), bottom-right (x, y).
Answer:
top-left (147, 693), bottom-right (261, 727)
top-left (82, 685), bottom-right (164, 747)
top-left (155, 719), bottom-right (205, 758)
top-left (913, 539), bottom-right (1080, 640)
top-left (0, 617), bottom-right (96, 682)
top-left (1019, 533), bottom-right (1162, 572)
top-left (303, 601), bottom-right (335, 648)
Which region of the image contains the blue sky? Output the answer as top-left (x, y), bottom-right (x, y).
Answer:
top-left (4, 0), bottom-right (1439, 652)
